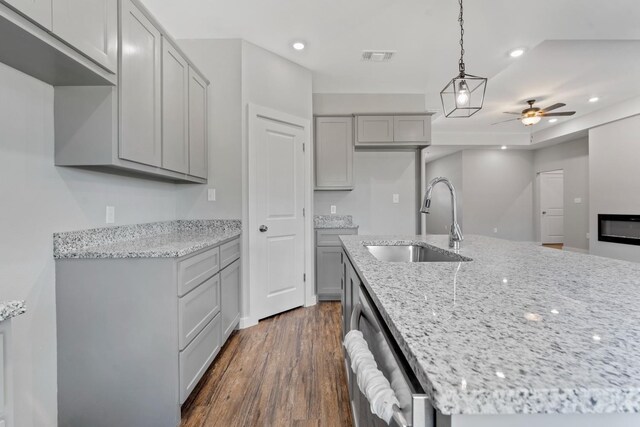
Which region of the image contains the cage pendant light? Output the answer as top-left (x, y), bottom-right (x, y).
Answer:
top-left (440, 0), bottom-right (487, 118)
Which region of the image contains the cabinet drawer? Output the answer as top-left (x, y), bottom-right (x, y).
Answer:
top-left (178, 247), bottom-right (220, 297)
top-left (179, 274), bottom-right (220, 350)
top-left (316, 228), bottom-right (358, 247)
top-left (179, 313), bottom-right (221, 403)
top-left (220, 238), bottom-right (240, 270)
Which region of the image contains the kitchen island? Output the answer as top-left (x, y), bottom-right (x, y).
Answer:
top-left (341, 234), bottom-right (640, 427)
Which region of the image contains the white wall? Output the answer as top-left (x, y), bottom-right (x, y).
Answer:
top-left (424, 149), bottom-right (534, 241)
top-left (423, 152), bottom-right (463, 235)
top-left (312, 93), bottom-right (425, 235)
top-left (533, 137), bottom-right (589, 251)
top-left (176, 39), bottom-right (243, 219)
top-left (589, 115), bottom-right (640, 262)
top-left (0, 63), bottom-right (179, 427)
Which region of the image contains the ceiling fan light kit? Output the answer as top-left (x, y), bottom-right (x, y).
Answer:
top-left (492, 100), bottom-right (576, 126)
top-left (440, 0), bottom-right (487, 118)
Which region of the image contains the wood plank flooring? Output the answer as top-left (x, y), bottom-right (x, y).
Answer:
top-left (181, 302), bottom-right (353, 427)
top-left (542, 243), bottom-right (564, 250)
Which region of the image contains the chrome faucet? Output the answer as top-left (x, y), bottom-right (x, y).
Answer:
top-left (421, 177), bottom-right (463, 250)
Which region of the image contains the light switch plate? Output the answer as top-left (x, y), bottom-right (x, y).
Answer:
top-left (330, 205), bottom-right (337, 214)
top-left (207, 188), bottom-right (216, 201)
top-left (493, 227), bottom-right (498, 233)
top-left (574, 197), bottom-right (582, 204)
top-left (393, 194), bottom-right (400, 204)
top-left (106, 206), bottom-right (115, 224)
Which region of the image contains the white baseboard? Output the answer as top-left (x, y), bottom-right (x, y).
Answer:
top-left (564, 246), bottom-right (589, 254)
top-left (305, 294), bottom-right (318, 308)
top-left (238, 316), bottom-right (258, 329)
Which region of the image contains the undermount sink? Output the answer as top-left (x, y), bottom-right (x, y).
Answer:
top-left (366, 244), bottom-right (471, 263)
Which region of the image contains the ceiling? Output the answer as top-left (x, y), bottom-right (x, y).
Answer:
top-left (142, 0), bottom-right (640, 135)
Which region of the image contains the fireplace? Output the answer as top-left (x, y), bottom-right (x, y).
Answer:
top-left (598, 214), bottom-right (640, 246)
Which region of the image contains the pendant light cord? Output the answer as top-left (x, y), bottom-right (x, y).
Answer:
top-left (458, 0), bottom-right (465, 76)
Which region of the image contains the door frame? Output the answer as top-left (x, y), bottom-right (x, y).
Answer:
top-left (242, 103), bottom-right (314, 328)
top-left (536, 169), bottom-right (564, 244)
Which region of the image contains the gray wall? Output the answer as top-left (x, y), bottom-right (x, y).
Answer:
top-left (424, 149), bottom-right (535, 241)
top-left (312, 93), bottom-right (425, 235)
top-left (589, 115), bottom-right (640, 262)
top-left (462, 150), bottom-right (534, 241)
top-left (0, 63), bottom-right (179, 427)
top-left (176, 39), bottom-right (243, 219)
top-left (533, 137), bottom-right (589, 251)
top-left (423, 152), bottom-right (464, 235)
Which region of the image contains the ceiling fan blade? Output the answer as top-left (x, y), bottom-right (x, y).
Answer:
top-left (541, 103), bottom-right (565, 113)
top-left (502, 112), bottom-right (521, 115)
top-left (491, 118), bottom-right (520, 125)
top-left (542, 111), bottom-right (576, 117)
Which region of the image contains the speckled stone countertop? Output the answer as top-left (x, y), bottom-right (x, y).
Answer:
top-left (54, 220), bottom-right (241, 259)
top-left (0, 300), bottom-right (26, 322)
top-left (341, 234), bottom-right (640, 416)
top-left (314, 215), bottom-right (358, 229)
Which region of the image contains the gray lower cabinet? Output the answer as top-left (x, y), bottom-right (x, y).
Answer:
top-left (314, 116), bottom-right (354, 190)
top-left (316, 228), bottom-right (357, 301)
top-left (2, 0), bottom-right (52, 29)
top-left (51, 0), bottom-right (118, 72)
top-left (56, 236), bottom-right (240, 427)
top-left (0, 320), bottom-right (14, 427)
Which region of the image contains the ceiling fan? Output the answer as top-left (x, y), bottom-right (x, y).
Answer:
top-left (492, 100), bottom-right (576, 126)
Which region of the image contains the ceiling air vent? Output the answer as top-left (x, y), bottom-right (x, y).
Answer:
top-left (361, 51), bottom-right (395, 62)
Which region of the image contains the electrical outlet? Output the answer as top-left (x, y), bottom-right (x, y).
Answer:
top-left (574, 197), bottom-right (582, 204)
top-left (393, 194), bottom-right (400, 204)
top-left (493, 227), bottom-right (498, 233)
top-left (330, 205), bottom-right (337, 214)
top-left (207, 188), bottom-right (216, 201)
top-left (586, 232), bottom-right (590, 239)
top-left (106, 206), bottom-right (115, 224)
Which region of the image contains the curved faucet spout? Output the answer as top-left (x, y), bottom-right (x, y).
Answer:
top-left (421, 177), bottom-right (463, 249)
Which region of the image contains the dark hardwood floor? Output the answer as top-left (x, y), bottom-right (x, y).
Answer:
top-left (181, 302), bottom-right (353, 427)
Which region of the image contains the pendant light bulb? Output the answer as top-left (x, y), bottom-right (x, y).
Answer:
top-left (457, 81), bottom-right (469, 106)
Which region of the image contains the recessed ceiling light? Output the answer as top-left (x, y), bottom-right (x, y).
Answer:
top-left (509, 48), bottom-right (525, 58)
top-left (292, 42), bottom-right (305, 51)
top-left (589, 97), bottom-right (599, 103)
top-left (501, 145), bottom-right (507, 150)
top-left (548, 118), bottom-right (558, 123)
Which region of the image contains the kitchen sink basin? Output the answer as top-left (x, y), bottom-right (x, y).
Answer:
top-left (366, 244), bottom-right (470, 263)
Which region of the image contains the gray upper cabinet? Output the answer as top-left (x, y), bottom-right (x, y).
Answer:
top-left (315, 116), bottom-right (354, 190)
top-left (188, 67), bottom-right (208, 179)
top-left (2, 0), bottom-right (52, 29)
top-left (356, 115), bottom-right (394, 143)
top-left (393, 115), bottom-right (430, 142)
top-left (161, 38), bottom-right (189, 174)
top-left (51, 0), bottom-right (118, 73)
top-left (355, 114), bottom-right (432, 148)
top-left (119, 0), bottom-right (162, 167)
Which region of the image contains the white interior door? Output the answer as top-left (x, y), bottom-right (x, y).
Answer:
top-left (250, 108), bottom-right (306, 320)
top-left (540, 171), bottom-right (564, 244)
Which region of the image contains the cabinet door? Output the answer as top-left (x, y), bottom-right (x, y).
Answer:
top-left (393, 115), bottom-right (430, 142)
top-left (52, 0), bottom-right (117, 72)
top-left (220, 259), bottom-right (240, 342)
top-left (188, 67), bottom-right (208, 179)
top-left (356, 115), bottom-right (394, 143)
top-left (316, 246), bottom-right (343, 300)
top-left (3, 0), bottom-right (52, 29)
top-left (119, 0), bottom-right (161, 167)
top-left (161, 38), bottom-right (189, 173)
top-left (315, 117), bottom-right (353, 190)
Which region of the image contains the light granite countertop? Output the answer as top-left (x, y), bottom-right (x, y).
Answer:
top-left (54, 220), bottom-right (241, 259)
top-left (314, 214), bottom-right (358, 229)
top-left (0, 300), bottom-right (26, 322)
top-left (340, 234), bottom-right (640, 416)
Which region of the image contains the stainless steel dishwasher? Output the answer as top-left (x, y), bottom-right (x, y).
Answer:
top-left (348, 284), bottom-right (434, 427)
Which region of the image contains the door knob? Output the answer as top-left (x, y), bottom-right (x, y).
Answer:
top-left (259, 225), bottom-right (268, 232)
top-left (542, 211), bottom-right (547, 215)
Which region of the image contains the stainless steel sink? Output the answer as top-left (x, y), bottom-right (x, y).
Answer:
top-left (366, 244), bottom-right (470, 263)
